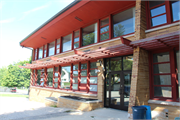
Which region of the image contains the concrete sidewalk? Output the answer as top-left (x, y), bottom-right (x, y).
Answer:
top-left (0, 97), bottom-right (128, 120)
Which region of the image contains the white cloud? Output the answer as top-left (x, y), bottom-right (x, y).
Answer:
top-left (19, 3), bottom-right (50, 20)
top-left (0, 18), bottom-right (15, 23)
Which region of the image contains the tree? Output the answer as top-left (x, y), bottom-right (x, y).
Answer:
top-left (0, 58), bottom-right (31, 88)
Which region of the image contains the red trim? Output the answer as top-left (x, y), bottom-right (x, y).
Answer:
top-left (70, 63), bottom-right (73, 90)
top-left (87, 61), bottom-right (90, 93)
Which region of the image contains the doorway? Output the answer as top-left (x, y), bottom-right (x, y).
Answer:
top-left (104, 55), bottom-right (133, 111)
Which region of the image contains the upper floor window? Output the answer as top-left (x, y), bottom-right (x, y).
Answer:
top-left (38, 47), bottom-right (43, 59)
top-left (73, 31), bottom-right (80, 49)
top-left (43, 44), bottom-right (47, 58)
top-left (147, 1), bottom-right (180, 28)
top-left (113, 7), bottom-right (135, 38)
top-left (62, 34), bottom-right (72, 52)
top-left (56, 38), bottom-right (61, 54)
top-left (100, 18), bottom-right (110, 41)
top-left (82, 23), bottom-right (97, 46)
top-left (34, 49), bottom-right (38, 60)
top-left (48, 41), bottom-right (55, 56)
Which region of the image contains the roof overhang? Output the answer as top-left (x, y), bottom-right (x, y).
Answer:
top-left (130, 31), bottom-right (180, 50)
top-left (20, 0), bottom-right (135, 48)
top-left (19, 37), bottom-right (133, 69)
top-left (19, 31), bottom-right (179, 69)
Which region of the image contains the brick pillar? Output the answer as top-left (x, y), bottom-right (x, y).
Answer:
top-left (97, 59), bottom-right (104, 104)
top-left (128, 0), bottom-right (149, 119)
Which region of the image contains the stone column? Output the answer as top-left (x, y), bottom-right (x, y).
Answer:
top-left (128, 0), bottom-right (149, 118)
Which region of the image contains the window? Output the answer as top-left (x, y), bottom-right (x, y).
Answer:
top-left (89, 62), bottom-right (97, 92)
top-left (147, 1), bottom-right (180, 28)
top-left (48, 41), bottom-right (55, 56)
top-left (43, 44), bottom-right (47, 58)
top-left (62, 34), bottom-right (72, 52)
top-left (82, 23), bottom-right (97, 46)
top-left (171, 1), bottom-right (180, 22)
top-left (54, 67), bottom-right (59, 88)
top-left (34, 49), bottom-right (38, 60)
top-left (37, 69), bottom-right (42, 86)
top-left (100, 18), bottom-right (109, 41)
top-left (61, 65), bottom-right (71, 89)
top-left (38, 47), bottom-right (43, 59)
top-left (73, 31), bottom-right (80, 49)
top-left (113, 7), bottom-right (135, 38)
top-left (47, 68), bottom-right (53, 87)
top-left (72, 64), bottom-right (79, 90)
top-left (56, 38), bottom-right (61, 54)
top-left (150, 50), bottom-right (179, 101)
top-left (80, 63), bottom-right (88, 91)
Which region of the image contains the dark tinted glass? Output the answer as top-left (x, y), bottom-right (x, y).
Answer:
top-left (154, 75), bottom-right (171, 85)
top-left (101, 26), bottom-right (109, 33)
top-left (81, 63), bottom-right (87, 69)
top-left (90, 70), bottom-right (97, 76)
top-left (153, 52), bottom-right (169, 63)
top-left (111, 57), bottom-right (122, 71)
top-left (101, 18), bottom-right (109, 26)
top-left (153, 63), bottom-right (170, 74)
top-left (154, 87), bottom-right (172, 97)
top-left (149, 1), bottom-right (165, 8)
top-left (123, 56), bottom-right (133, 70)
top-left (90, 62), bottom-right (96, 68)
top-left (81, 70), bottom-right (87, 76)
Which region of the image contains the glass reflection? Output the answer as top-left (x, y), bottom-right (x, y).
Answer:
top-left (61, 66), bottom-right (71, 89)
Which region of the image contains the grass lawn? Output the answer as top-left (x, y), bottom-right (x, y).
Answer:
top-left (0, 94), bottom-right (29, 97)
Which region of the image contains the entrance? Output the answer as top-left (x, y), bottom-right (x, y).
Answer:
top-left (104, 56), bottom-right (133, 111)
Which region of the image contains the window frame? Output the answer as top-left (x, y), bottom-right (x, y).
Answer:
top-left (149, 48), bottom-right (179, 102)
top-left (146, 1), bottom-right (180, 29)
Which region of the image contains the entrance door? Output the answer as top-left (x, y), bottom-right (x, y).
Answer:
top-left (108, 72), bottom-right (131, 110)
top-left (104, 56), bottom-right (133, 111)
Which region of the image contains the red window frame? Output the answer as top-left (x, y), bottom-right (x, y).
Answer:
top-left (146, 1), bottom-right (180, 29)
top-left (89, 61), bottom-right (98, 94)
top-left (59, 64), bottom-right (72, 91)
top-left (30, 69), bottom-right (35, 86)
top-left (99, 16), bottom-right (110, 42)
top-left (79, 62), bottom-right (89, 92)
top-left (53, 66), bottom-right (60, 89)
top-left (149, 48), bottom-right (179, 102)
top-left (55, 38), bottom-right (61, 54)
top-left (72, 30), bottom-right (80, 49)
top-left (72, 63), bottom-right (79, 91)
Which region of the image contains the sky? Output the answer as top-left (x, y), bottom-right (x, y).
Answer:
top-left (0, 0), bottom-right (74, 68)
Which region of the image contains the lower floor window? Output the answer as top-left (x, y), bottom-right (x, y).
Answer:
top-left (31, 61), bottom-right (98, 94)
top-left (150, 49), bottom-right (179, 101)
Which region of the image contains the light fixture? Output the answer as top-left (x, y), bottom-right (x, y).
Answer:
top-left (96, 60), bottom-right (102, 67)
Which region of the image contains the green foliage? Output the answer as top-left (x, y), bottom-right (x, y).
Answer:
top-left (113, 23), bottom-right (125, 37)
top-left (82, 32), bottom-right (95, 46)
top-left (0, 58), bottom-right (31, 88)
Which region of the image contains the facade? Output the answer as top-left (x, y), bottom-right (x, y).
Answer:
top-left (19, 0), bottom-right (180, 119)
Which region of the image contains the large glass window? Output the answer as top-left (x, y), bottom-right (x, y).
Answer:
top-left (113, 7), bottom-right (135, 37)
top-left (152, 52), bottom-right (172, 98)
top-left (48, 41), bottom-right (55, 56)
top-left (38, 47), bottom-right (43, 59)
top-left (47, 68), bottom-right (53, 87)
top-left (54, 67), bottom-right (59, 88)
top-left (61, 66), bottom-right (71, 89)
top-left (34, 49), bottom-right (38, 60)
top-left (82, 23), bottom-right (97, 46)
top-left (62, 34), bottom-right (72, 52)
